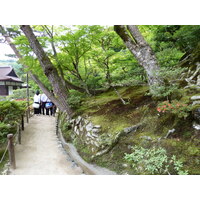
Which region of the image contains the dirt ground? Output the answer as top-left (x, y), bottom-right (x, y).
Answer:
top-left (9, 115), bottom-right (83, 175)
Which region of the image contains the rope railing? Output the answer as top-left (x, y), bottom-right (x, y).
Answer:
top-left (0, 143), bottom-right (9, 164)
top-left (0, 107), bottom-right (33, 170)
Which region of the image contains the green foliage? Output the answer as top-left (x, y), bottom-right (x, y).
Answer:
top-left (124, 146), bottom-right (188, 175)
top-left (0, 101), bottom-right (25, 122)
top-left (156, 48), bottom-right (184, 68)
top-left (149, 67), bottom-right (187, 99)
top-left (173, 25), bottom-right (200, 51)
top-left (0, 100), bottom-right (26, 143)
top-left (0, 122), bottom-right (11, 143)
top-left (6, 88), bottom-right (35, 101)
top-left (150, 84), bottom-right (178, 99)
top-left (67, 90), bottom-right (86, 109)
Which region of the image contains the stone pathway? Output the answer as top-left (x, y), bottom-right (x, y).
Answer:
top-left (10, 115), bottom-right (83, 175)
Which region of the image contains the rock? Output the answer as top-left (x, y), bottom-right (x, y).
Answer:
top-left (85, 123), bottom-right (93, 132)
top-left (93, 125), bottom-right (101, 129)
top-left (91, 128), bottom-right (101, 134)
top-left (164, 128), bottom-right (176, 139)
top-left (86, 132), bottom-right (95, 139)
top-left (84, 119), bottom-right (89, 125)
top-left (140, 136), bottom-right (152, 141)
top-left (192, 101), bottom-right (200, 106)
top-left (94, 141), bottom-right (100, 147)
top-left (123, 124), bottom-right (141, 134)
top-left (122, 163), bottom-right (128, 168)
top-left (193, 123), bottom-right (200, 130)
top-left (76, 129), bottom-right (80, 135)
top-left (74, 126), bottom-right (77, 133)
top-left (69, 119), bottom-right (75, 124)
top-left (79, 125), bottom-right (84, 132)
top-left (94, 148), bottom-right (109, 157)
top-left (90, 140), bottom-right (94, 145)
top-left (197, 75), bottom-right (200, 86)
top-left (194, 108), bottom-right (200, 123)
top-left (76, 116), bottom-right (82, 125)
top-left (91, 133), bottom-right (98, 138)
top-left (191, 96), bottom-right (200, 101)
top-left (127, 145), bottom-right (132, 150)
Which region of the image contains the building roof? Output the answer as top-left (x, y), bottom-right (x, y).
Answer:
top-left (0, 66), bottom-right (23, 83)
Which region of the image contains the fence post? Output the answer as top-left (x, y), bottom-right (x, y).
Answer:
top-left (26, 109), bottom-right (29, 123)
top-left (56, 114), bottom-right (59, 136)
top-left (18, 124), bottom-right (21, 145)
top-left (21, 114), bottom-right (24, 131)
top-left (7, 134), bottom-right (16, 169)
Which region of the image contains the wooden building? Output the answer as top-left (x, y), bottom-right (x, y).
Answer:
top-left (0, 66), bottom-right (23, 96)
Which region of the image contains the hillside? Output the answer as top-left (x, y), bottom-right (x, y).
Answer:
top-left (58, 45), bottom-right (200, 175)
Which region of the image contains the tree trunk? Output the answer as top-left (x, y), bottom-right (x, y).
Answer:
top-left (114, 25), bottom-right (162, 93)
top-left (20, 25), bottom-right (73, 117)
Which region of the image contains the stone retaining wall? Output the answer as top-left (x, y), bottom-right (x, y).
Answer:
top-left (59, 112), bottom-right (142, 158)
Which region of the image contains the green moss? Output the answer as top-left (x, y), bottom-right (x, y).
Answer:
top-left (90, 115), bottom-right (132, 134)
top-left (161, 139), bottom-right (200, 174)
top-left (73, 138), bottom-right (94, 162)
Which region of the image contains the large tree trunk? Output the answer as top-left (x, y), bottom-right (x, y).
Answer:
top-left (114, 25), bottom-right (162, 93)
top-left (20, 25), bottom-right (73, 117)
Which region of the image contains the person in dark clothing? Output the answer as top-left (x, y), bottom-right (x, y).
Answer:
top-left (46, 99), bottom-right (53, 116)
top-left (46, 90), bottom-right (56, 116)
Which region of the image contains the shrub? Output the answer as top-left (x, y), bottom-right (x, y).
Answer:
top-left (67, 90), bottom-right (86, 109)
top-left (0, 100), bottom-right (26, 143)
top-left (0, 122), bottom-right (12, 143)
top-left (124, 146), bottom-right (188, 175)
top-left (0, 101), bottom-right (26, 122)
top-left (157, 100), bottom-right (192, 119)
top-left (6, 88), bottom-right (35, 101)
top-left (150, 84), bottom-right (179, 100)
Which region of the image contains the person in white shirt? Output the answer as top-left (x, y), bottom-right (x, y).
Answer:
top-left (33, 90), bottom-right (41, 115)
top-left (40, 93), bottom-right (48, 115)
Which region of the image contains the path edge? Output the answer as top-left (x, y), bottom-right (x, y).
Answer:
top-left (57, 126), bottom-right (116, 175)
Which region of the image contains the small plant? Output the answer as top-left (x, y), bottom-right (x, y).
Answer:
top-left (157, 100), bottom-right (192, 118)
top-left (124, 146), bottom-right (188, 175)
top-left (67, 90), bottom-right (86, 109)
top-left (150, 84), bottom-right (178, 100)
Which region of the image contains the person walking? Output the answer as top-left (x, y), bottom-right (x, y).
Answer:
top-left (33, 90), bottom-right (41, 115)
top-left (46, 97), bottom-right (53, 116)
top-left (40, 93), bottom-right (48, 115)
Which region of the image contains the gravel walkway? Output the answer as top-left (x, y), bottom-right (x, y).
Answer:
top-left (10, 115), bottom-right (83, 175)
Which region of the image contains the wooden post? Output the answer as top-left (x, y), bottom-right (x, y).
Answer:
top-left (18, 124), bottom-right (21, 145)
top-left (26, 73), bottom-right (30, 118)
top-left (26, 110), bottom-right (29, 123)
top-left (56, 120), bottom-right (58, 136)
top-left (21, 114), bottom-right (24, 131)
top-left (56, 114), bottom-right (59, 136)
top-left (7, 134), bottom-right (16, 169)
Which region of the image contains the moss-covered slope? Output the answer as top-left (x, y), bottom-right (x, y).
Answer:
top-left (64, 84), bottom-right (200, 175)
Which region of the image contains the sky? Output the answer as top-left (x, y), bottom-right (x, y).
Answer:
top-left (0, 43), bottom-right (15, 60)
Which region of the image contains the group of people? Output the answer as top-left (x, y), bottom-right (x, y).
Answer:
top-left (33, 90), bottom-right (56, 116)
